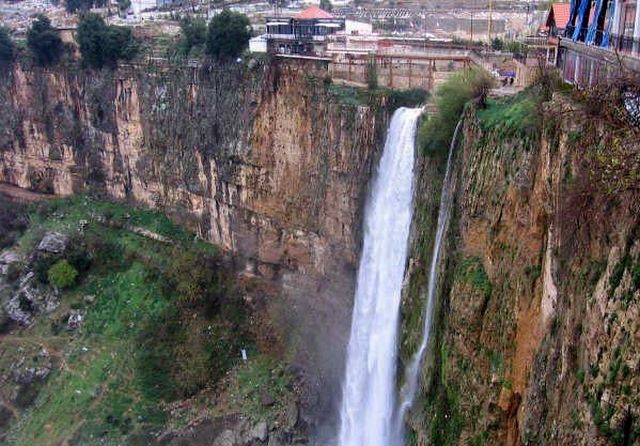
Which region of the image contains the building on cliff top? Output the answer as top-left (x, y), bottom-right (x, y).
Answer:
top-left (556, 0), bottom-right (640, 86)
top-left (262, 6), bottom-right (351, 56)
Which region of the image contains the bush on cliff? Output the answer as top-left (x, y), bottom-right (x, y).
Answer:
top-left (0, 197), bottom-right (27, 249)
top-left (0, 27), bottom-right (15, 68)
top-left (177, 16), bottom-right (207, 58)
top-left (77, 13), bottom-right (138, 69)
top-left (47, 259), bottom-right (79, 289)
top-left (206, 10), bottom-right (251, 60)
top-left (419, 68), bottom-right (493, 156)
top-left (26, 15), bottom-right (63, 66)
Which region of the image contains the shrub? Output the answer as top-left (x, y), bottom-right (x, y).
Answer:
top-left (47, 259), bottom-right (79, 289)
top-left (389, 88), bottom-right (429, 108)
top-left (0, 198), bottom-right (28, 249)
top-left (459, 256), bottom-right (492, 300)
top-left (419, 68), bottom-right (493, 156)
top-left (77, 13), bottom-right (138, 69)
top-left (136, 274), bottom-right (249, 400)
top-left (27, 15), bottom-right (64, 66)
top-left (320, 0), bottom-right (333, 11)
top-left (205, 10), bottom-right (251, 60)
top-left (0, 27), bottom-right (15, 68)
top-left (167, 248), bottom-right (225, 309)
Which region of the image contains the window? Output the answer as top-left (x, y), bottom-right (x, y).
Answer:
top-left (622, 2), bottom-right (636, 37)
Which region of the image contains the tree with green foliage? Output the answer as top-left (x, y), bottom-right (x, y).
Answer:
top-left (178, 16), bottom-right (207, 57)
top-left (491, 37), bottom-right (504, 51)
top-left (117, 0), bottom-right (131, 13)
top-left (48, 259), bottom-right (78, 289)
top-left (419, 68), bottom-right (493, 156)
top-left (26, 15), bottom-right (64, 66)
top-left (320, 0), bottom-right (333, 12)
top-left (77, 13), bottom-right (138, 68)
top-left (0, 27), bottom-right (15, 68)
top-left (206, 10), bottom-right (251, 60)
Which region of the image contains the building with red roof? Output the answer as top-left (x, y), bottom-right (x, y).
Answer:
top-left (265, 6), bottom-right (345, 56)
top-left (542, 3), bottom-right (595, 37)
top-left (294, 6), bottom-right (335, 20)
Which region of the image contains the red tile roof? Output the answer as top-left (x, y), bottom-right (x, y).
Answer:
top-left (549, 3), bottom-right (571, 29)
top-left (295, 6), bottom-right (334, 20)
top-left (545, 2), bottom-right (594, 30)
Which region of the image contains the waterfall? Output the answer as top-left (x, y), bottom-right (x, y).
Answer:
top-left (395, 119), bottom-right (463, 434)
top-left (338, 107), bottom-right (422, 446)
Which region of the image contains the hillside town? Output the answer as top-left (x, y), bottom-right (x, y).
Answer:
top-left (2, 0), bottom-right (639, 90)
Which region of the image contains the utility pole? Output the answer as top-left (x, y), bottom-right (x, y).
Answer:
top-left (488, 0), bottom-right (493, 42)
top-left (470, 0), bottom-right (475, 41)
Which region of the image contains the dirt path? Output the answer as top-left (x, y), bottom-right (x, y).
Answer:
top-left (0, 183), bottom-right (57, 203)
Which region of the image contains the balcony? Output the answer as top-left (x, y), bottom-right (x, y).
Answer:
top-left (564, 26), bottom-right (640, 59)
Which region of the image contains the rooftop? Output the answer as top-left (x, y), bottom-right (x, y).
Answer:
top-left (294, 6), bottom-right (334, 20)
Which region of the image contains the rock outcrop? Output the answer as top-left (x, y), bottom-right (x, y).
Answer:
top-left (402, 92), bottom-right (640, 445)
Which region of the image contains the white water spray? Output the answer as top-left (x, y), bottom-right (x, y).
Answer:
top-left (338, 108), bottom-right (422, 446)
top-left (395, 119), bottom-right (463, 434)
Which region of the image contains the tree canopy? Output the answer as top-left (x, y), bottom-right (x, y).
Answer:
top-left (77, 13), bottom-right (138, 69)
top-left (27, 15), bottom-right (64, 66)
top-left (178, 16), bottom-right (207, 57)
top-left (320, 0), bottom-right (333, 12)
top-left (0, 27), bottom-right (15, 68)
top-left (205, 10), bottom-right (251, 61)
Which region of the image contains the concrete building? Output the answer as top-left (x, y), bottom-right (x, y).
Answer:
top-left (265, 6), bottom-right (345, 56)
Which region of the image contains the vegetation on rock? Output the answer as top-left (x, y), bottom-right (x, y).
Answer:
top-left (418, 68), bottom-right (492, 156)
top-left (77, 13), bottom-right (138, 69)
top-left (26, 15), bottom-right (63, 66)
top-left (47, 259), bottom-right (79, 289)
top-left (0, 195), bottom-right (293, 444)
top-left (177, 16), bottom-right (207, 58)
top-left (0, 27), bottom-right (15, 69)
top-left (206, 10), bottom-right (251, 60)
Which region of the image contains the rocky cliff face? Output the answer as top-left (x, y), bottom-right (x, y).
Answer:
top-left (402, 90), bottom-right (639, 446)
top-left (0, 58), bottom-right (389, 428)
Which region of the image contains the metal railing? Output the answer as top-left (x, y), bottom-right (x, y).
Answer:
top-left (564, 26), bottom-right (640, 58)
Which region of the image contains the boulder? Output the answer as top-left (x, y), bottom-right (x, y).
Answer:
top-left (260, 386), bottom-right (275, 407)
top-left (37, 232), bottom-right (68, 254)
top-left (67, 310), bottom-right (84, 330)
top-left (0, 251), bottom-right (21, 276)
top-left (5, 274), bottom-right (59, 326)
top-left (284, 401), bottom-right (298, 431)
top-left (212, 429), bottom-right (235, 446)
top-left (248, 421), bottom-right (268, 442)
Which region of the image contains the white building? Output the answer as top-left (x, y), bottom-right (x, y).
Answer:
top-left (249, 35), bottom-right (268, 53)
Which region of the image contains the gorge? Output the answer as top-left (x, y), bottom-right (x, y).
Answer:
top-left (0, 56), bottom-right (639, 446)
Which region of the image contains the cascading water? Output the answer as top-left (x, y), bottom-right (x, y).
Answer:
top-left (395, 119), bottom-right (463, 436)
top-left (338, 107), bottom-right (422, 446)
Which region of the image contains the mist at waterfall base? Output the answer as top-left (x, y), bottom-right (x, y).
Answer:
top-left (337, 110), bottom-right (461, 446)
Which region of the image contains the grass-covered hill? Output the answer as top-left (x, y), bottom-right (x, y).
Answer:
top-left (0, 194), bottom-right (298, 445)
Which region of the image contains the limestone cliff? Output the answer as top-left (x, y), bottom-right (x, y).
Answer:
top-left (0, 58), bottom-right (389, 427)
top-left (403, 89), bottom-right (639, 446)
